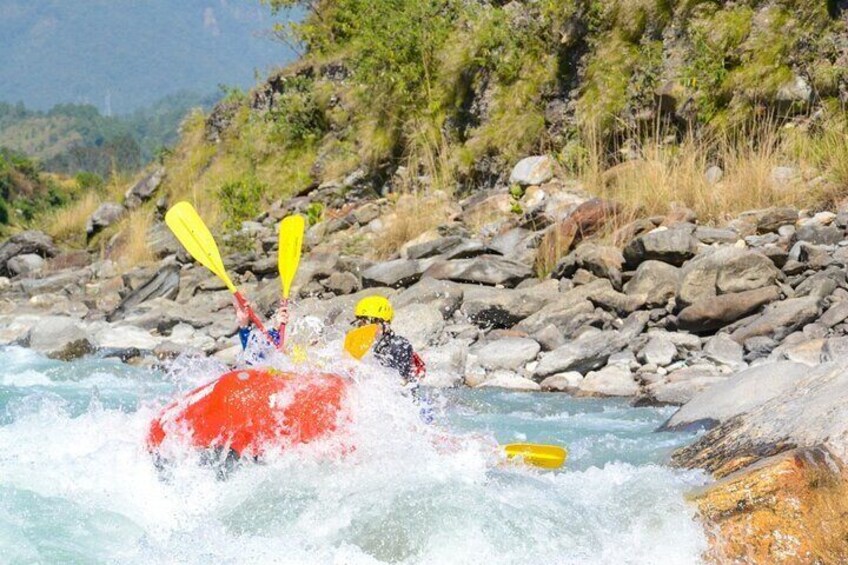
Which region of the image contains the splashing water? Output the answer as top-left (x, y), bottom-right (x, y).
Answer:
top-left (0, 343), bottom-right (709, 564)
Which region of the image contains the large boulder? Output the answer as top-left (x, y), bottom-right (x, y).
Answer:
top-left (731, 297), bottom-right (820, 344)
top-left (646, 368), bottom-right (726, 406)
top-left (0, 230), bottom-right (58, 276)
top-left (533, 330), bottom-right (626, 378)
top-left (362, 259), bottom-right (426, 289)
top-left (509, 155), bottom-right (554, 186)
top-left (28, 316), bottom-right (92, 359)
top-left (6, 253), bottom-right (45, 277)
top-left (516, 279), bottom-right (612, 335)
top-left (661, 361), bottom-right (808, 431)
top-left (107, 264), bottom-right (181, 321)
top-left (460, 281), bottom-right (556, 329)
top-left (393, 278), bottom-right (464, 319)
top-left (391, 302), bottom-right (445, 350)
top-left (623, 261), bottom-right (679, 307)
top-left (623, 228), bottom-right (699, 267)
top-left (471, 337), bottom-right (541, 371)
top-left (423, 256), bottom-right (531, 287)
top-left (677, 286), bottom-right (780, 333)
top-left (86, 202), bottom-right (126, 238)
top-left (677, 247), bottom-right (779, 307)
top-left (576, 365), bottom-right (639, 397)
top-left (124, 167), bottom-right (165, 209)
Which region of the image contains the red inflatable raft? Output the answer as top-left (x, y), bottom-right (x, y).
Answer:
top-left (147, 369), bottom-right (348, 458)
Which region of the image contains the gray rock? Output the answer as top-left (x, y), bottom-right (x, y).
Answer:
top-left (678, 247), bottom-right (779, 307)
top-left (703, 333), bottom-right (745, 368)
top-left (107, 264), bottom-right (181, 321)
top-left (0, 230), bottom-right (58, 276)
top-left (6, 253), bottom-right (45, 277)
top-left (28, 316), bottom-right (90, 358)
top-left (739, 207), bottom-right (798, 234)
top-left (794, 267), bottom-right (843, 300)
top-left (624, 228), bottom-right (698, 267)
top-left (776, 75), bottom-right (812, 104)
top-left (352, 203), bottom-right (381, 225)
top-left (394, 278), bottom-right (464, 319)
top-left (647, 376), bottom-right (728, 406)
top-left (509, 155), bottom-right (554, 186)
top-left (532, 324), bottom-right (566, 351)
top-left (639, 336), bottom-right (677, 366)
top-left (540, 372), bottom-right (583, 392)
top-left (661, 361), bottom-right (809, 431)
top-left (471, 337), bottom-right (541, 371)
top-left (704, 165), bottom-right (724, 185)
top-left (821, 337), bottom-right (848, 362)
top-left (795, 223), bottom-right (843, 245)
top-left (623, 260), bottom-right (680, 307)
top-left (577, 365), bottom-right (639, 397)
top-left (124, 167), bottom-right (165, 209)
top-left (694, 227), bottom-right (738, 244)
top-left (731, 297), bottom-right (821, 344)
top-left (476, 371), bottom-right (542, 391)
top-left (773, 338), bottom-right (824, 366)
top-left (423, 256), bottom-right (531, 287)
top-left (418, 342), bottom-right (468, 387)
top-left (533, 330), bottom-right (626, 377)
top-left (362, 259), bottom-right (425, 289)
top-left (461, 281), bottom-right (556, 328)
top-left (788, 241), bottom-right (831, 269)
top-left (589, 285), bottom-right (646, 315)
top-left (489, 228), bottom-right (534, 259)
top-left (392, 303), bottom-right (444, 350)
top-left (677, 286), bottom-right (780, 333)
top-left (323, 271), bottom-right (361, 295)
top-left (821, 301), bottom-right (848, 328)
top-left (553, 243), bottom-right (624, 285)
top-left (406, 236), bottom-right (464, 260)
top-left (146, 221), bottom-right (181, 259)
top-left (94, 325), bottom-right (161, 350)
top-left (86, 202), bottom-right (125, 237)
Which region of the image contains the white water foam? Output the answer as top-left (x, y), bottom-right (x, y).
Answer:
top-left (0, 345), bottom-right (709, 564)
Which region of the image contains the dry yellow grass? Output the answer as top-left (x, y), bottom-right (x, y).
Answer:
top-left (110, 207), bottom-right (154, 268)
top-left (372, 192), bottom-right (453, 259)
top-left (46, 191), bottom-right (102, 244)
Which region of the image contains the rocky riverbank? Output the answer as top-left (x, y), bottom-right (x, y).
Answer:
top-left (3, 156), bottom-right (848, 560)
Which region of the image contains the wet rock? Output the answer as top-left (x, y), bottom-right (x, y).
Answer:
top-left (623, 228), bottom-right (698, 267)
top-left (471, 338), bottom-right (540, 371)
top-left (540, 372), bottom-right (583, 392)
top-left (731, 297), bottom-right (820, 344)
top-left (622, 261), bottom-right (679, 307)
top-left (476, 371), bottom-right (541, 391)
top-left (86, 202), bottom-right (125, 238)
top-left (509, 155), bottom-right (554, 186)
top-left (677, 247), bottom-right (779, 307)
top-left (28, 316), bottom-right (90, 358)
top-left (124, 167), bottom-right (165, 209)
top-left (689, 447), bottom-right (848, 565)
top-left (533, 330), bottom-right (626, 378)
top-left (576, 365), bottom-right (639, 397)
top-left (0, 230), bottom-right (58, 276)
top-left (662, 361), bottom-right (808, 431)
top-left (423, 256), bottom-right (531, 287)
top-left (362, 259), bottom-right (425, 289)
top-left (394, 278), bottom-right (464, 319)
top-left (392, 303), bottom-right (444, 350)
top-left (677, 286), bottom-right (780, 333)
top-left (6, 254), bottom-right (45, 277)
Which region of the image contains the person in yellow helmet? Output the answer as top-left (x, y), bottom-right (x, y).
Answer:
top-left (353, 296), bottom-right (425, 384)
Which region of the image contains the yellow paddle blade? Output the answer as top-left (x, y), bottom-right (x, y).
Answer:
top-left (278, 215), bottom-right (305, 299)
top-left (165, 201), bottom-right (236, 292)
top-left (344, 324), bottom-right (379, 360)
top-left (503, 443), bottom-right (567, 470)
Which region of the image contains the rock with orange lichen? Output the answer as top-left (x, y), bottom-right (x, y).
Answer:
top-left (688, 447), bottom-right (848, 564)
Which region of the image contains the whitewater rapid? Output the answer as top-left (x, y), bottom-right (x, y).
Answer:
top-left (0, 345), bottom-right (709, 564)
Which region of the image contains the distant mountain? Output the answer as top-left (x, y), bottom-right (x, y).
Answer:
top-left (0, 0), bottom-right (295, 114)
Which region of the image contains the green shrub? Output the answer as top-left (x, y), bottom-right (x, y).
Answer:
top-left (217, 176), bottom-right (266, 230)
top-left (74, 171), bottom-right (105, 192)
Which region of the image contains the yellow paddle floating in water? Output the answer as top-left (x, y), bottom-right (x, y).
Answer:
top-left (503, 443), bottom-right (568, 469)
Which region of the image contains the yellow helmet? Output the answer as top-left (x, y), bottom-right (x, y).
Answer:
top-left (354, 296), bottom-right (394, 322)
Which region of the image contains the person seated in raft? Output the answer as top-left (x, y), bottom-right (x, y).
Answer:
top-left (232, 295), bottom-right (281, 350)
top-left (352, 296), bottom-right (433, 422)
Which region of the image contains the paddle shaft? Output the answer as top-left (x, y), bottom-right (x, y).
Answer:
top-left (234, 291), bottom-right (270, 337)
top-left (276, 298), bottom-right (289, 351)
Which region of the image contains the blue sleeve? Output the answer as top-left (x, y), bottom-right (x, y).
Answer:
top-left (269, 329), bottom-right (280, 346)
top-left (238, 327), bottom-right (251, 350)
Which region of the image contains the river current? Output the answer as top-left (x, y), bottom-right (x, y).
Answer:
top-left (0, 344), bottom-right (708, 564)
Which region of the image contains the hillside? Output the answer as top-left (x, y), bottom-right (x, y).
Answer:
top-left (0, 0), bottom-right (295, 113)
top-left (140, 0), bottom-right (846, 249)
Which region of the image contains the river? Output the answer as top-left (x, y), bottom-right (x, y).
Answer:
top-left (0, 345), bottom-right (709, 564)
